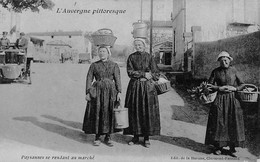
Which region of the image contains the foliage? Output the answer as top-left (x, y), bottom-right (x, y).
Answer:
top-left (187, 82), bottom-right (212, 99)
top-left (0, 0), bottom-right (55, 12)
top-left (194, 31), bottom-right (260, 87)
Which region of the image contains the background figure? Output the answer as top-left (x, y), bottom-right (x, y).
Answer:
top-left (60, 53), bottom-right (64, 63)
top-left (205, 51), bottom-right (245, 157)
top-left (15, 32), bottom-right (31, 78)
top-left (82, 45), bottom-right (122, 147)
top-left (0, 31), bottom-right (10, 49)
top-left (124, 38), bottom-right (161, 148)
top-left (15, 32), bottom-right (28, 51)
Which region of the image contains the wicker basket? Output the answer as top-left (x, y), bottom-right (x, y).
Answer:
top-left (200, 91), bottom-right (217, 104)
top-left (238, 84), bottom-right (259, 102)
top-left (91, 28), bottom-right (117, 47)
top-left (154, 74), bottom-right (171, 95)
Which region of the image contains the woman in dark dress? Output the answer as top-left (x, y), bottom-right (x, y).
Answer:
top-left (206, 51), bottom-right (245, 156)
top-left (124, 38), bottom-right (160, 148)
top-left (82, 45), bottom-right (122, 147)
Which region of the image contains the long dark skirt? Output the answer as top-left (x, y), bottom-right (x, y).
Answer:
top-left (124, 79), bottom-right (161, 136)
top-left (205, 92), bottom-right (245, 148)
top-left (82, 79), bottom-right (117, 135)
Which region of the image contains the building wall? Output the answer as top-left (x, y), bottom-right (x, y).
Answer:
top-left (185, 0), bottom-right (259, 42)
top-left (172, 0), bottom-right (185, 70)
top-left (186, 0), bottom-right (231, 42)
top-left (34, 35), bottom-right (86, 54)
top-left (186, 0), bottom-right (259, 42)
top-left (244, 0), bottom-right (259, 24)
top-left (259, 0), bottom-right (260, 24)
top-left (27, 35), bottom-right (89, 63)
top-left (172, 0), bottom-right (260, 71)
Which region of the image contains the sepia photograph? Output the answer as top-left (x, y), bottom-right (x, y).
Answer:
top-left (0, 0), bottom-right (259, 162)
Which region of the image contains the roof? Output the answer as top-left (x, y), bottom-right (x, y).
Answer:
top-left (30, 37), bottom-right (44, 46)
top-left (153, 41), bottom-right (172, 52)
top-left (27, 31), bottom-right (83, 37)
top-left (46, 40), bottom-right (72, 48)
top-left (153, 40), bottom-right (172, 47)
top-left (144, 20), bottom-right (172, 28)
top-left (229, 22), bottom-right (254, 26)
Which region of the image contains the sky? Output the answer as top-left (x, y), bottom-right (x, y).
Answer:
top-left (16, 0), bottom-right (172, 45)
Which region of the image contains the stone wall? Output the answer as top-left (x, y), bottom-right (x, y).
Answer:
top-left (193, 31), bottom-right (260, 87)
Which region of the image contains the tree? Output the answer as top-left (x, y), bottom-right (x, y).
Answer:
top-left (0, 0), bottom-right (55, 13)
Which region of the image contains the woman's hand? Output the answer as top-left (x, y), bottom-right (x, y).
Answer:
top-left (227, 86), bottom-right (237, 92)
top-left (85, 93), bottom-right (91, 101)
top-left (218, 85), bottom-right (236, 92)
top-left (207, 83), bottom-right (218, 91)
top-left (219, 86), bottom-right (230, 92)
top-left (145, 72), bottom-right (152, 80)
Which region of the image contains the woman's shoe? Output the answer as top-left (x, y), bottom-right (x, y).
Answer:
top-left (128, 137), bottom-right (139, 145)
top-left (213, 148), bottom-right (222, 155)
top-left (93, 140), bottom-right (101, 146)
top-left (229, 147), bottom-right (236, 153)
top-left (104, 137), bottom-right (114, 147)
top-left (228, 152), bottom-right (237, 157)
top-left (144, 140), bottom-right (151, 148)
top-left (226, 148), bottom-right (237, 157)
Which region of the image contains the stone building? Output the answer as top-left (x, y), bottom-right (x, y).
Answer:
top-left (27, 31), bottom-right (91, 63)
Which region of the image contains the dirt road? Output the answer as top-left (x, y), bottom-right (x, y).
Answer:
top-left (0, 63), bottom-right (257, 162)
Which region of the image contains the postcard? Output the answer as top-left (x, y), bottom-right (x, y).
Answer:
top-left (0, 0), bottom-right (259, 162)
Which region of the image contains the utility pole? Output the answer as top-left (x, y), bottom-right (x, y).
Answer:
top-left (149, 0), bottom-right (153, 55)
top-left (140, 0), bottom-right (143, 21)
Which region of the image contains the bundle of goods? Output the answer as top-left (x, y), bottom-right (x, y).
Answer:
top-left (188, 82), bottom-right (217, 104)
top-left (91, 28), bottom-right (117, 47)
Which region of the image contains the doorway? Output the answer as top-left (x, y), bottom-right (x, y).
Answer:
top-left (164, 52), bottom-right (172, 65)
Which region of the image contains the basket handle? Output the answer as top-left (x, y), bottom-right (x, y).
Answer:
top-left (159, 73), bottom-right (168, 80)
top-left (114, 98), bottom-right (122, 109)
top-left (97, 28), bottom-right (113, 35)
top-left (243, 84), bottom-right (258, 92)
